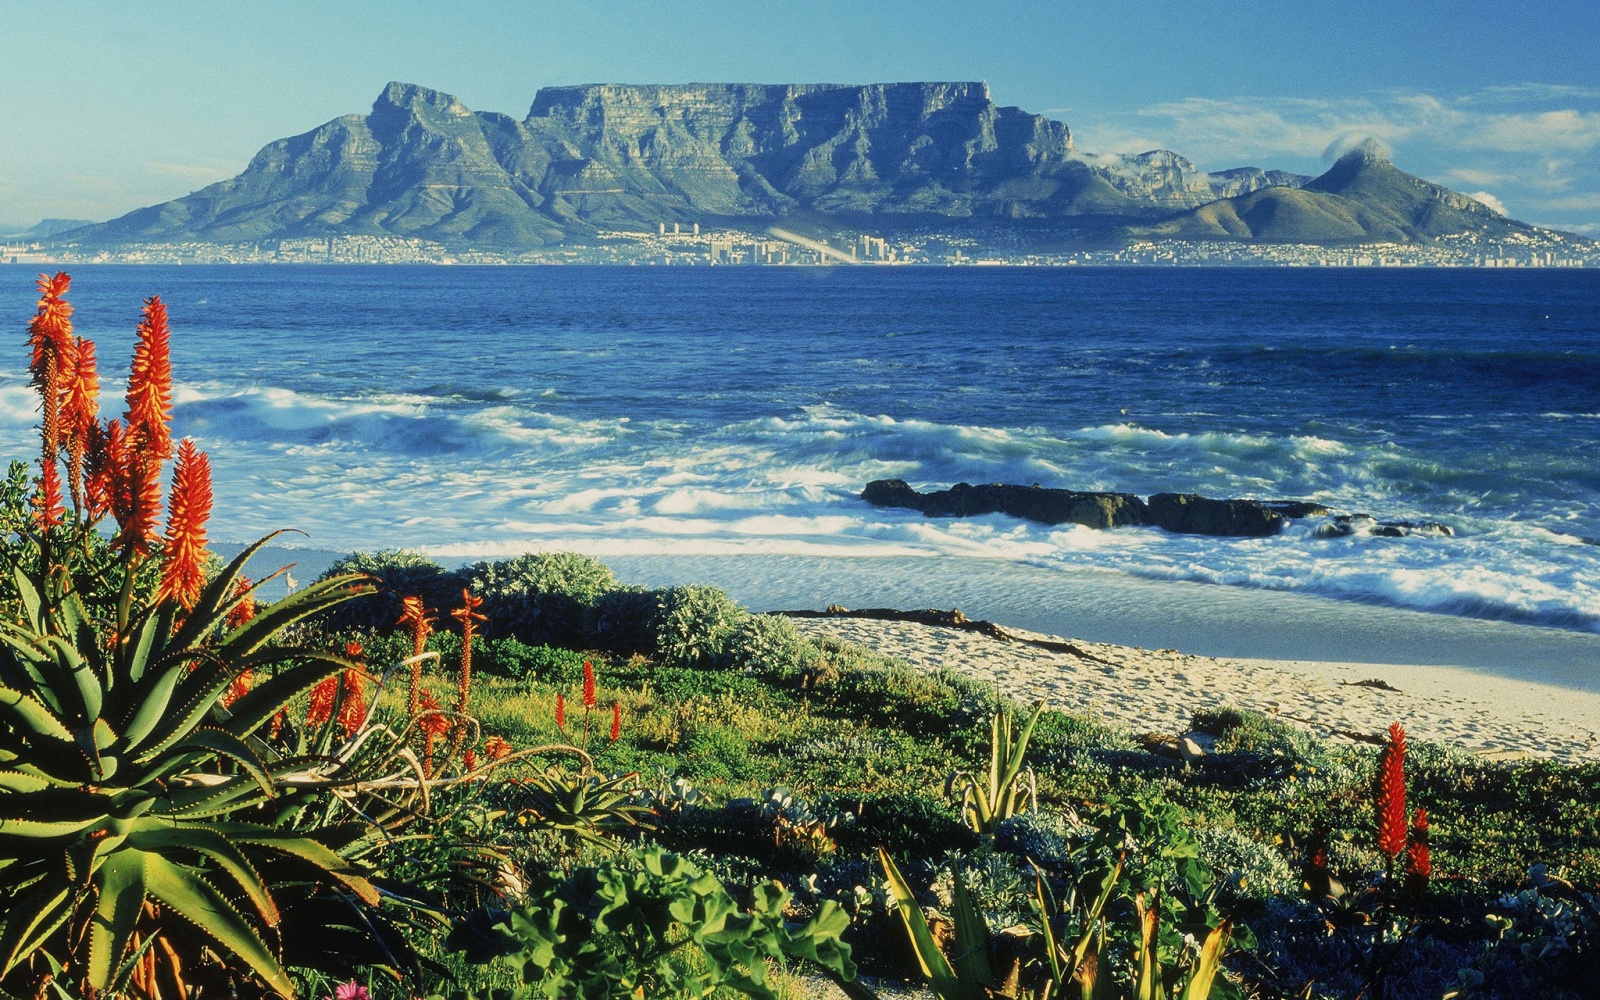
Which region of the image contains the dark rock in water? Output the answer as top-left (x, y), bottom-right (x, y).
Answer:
top-left (1146, 492), bottom-right (1301, 537)
top-left (1313, 514), bottom-right (1454, 538)
top-left (860, 479), bottom-right (1150, 529)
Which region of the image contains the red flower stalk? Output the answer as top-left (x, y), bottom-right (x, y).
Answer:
top-left (582, 660), bottom-right (597, 710)
top-left (1405, 809), bottom-right (1432, 899)
top-left (398, 596), bottom-right (435, 720)
top-left (84, 418), bottom-right (124, 522)
top-left (155, 440), bottom-right (212, 609)
top-left (345, 640), bottom-right (364, 659)
top-left (269, 708), bottom-right (286, 740)
top-left (336, 668), bottom-right (368, 738)
top-left (28, 273), bottom-right (74, 459)
top-left (1374, 722), bottom-right (1408, 861)
top-left (115, 451), bottom-right (163, 557)
top-left (464, 749), bottom-right (479, 772)
top-left (60, 336), bottom-right (99, 507)
top-left (306, 676), bottom-right (337, 727)
top-left (220, 667), bottom-right (254, 709)
top-left (125, 296), bottom-right (174, 460)
top-left (32, 458), bottom-right (64, 531)
top-left (416, 689), bottom-right (451, 778)
top-left (610, 701), bottom-right (622, 742)
top-left (484, 735), bottom-right (511, 761)
top-left (450, 589), bottom-right (486, 718)
top-left (225, 577), bottom-right (258, 630)
top-left (555, 692), bottom-right (566, 729)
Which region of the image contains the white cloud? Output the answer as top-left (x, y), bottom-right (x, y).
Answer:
top-left (1468, 191), bottom-right (1508, 215)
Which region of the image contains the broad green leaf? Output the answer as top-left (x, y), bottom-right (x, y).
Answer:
top-left (1179, 919), bottom-right (1232, 1000)
top-left (86, 851), bottom-right (145, 990)
top-left (126, 822), bottom-right (280, 926)
top-left (143, 853), bottom-right (293, 998)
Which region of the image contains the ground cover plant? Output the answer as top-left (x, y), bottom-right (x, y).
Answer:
top-left (5, 275), bottom-right (1600, 1000)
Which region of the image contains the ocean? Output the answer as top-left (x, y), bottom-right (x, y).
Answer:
top-left (3, 264), bottom-right (1598, 668)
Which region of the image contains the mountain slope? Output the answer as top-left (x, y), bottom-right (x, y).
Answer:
top-left (68, 81), bottom-right (1309, 248)
top-left (1133, 141), bottom-right (1538, 244)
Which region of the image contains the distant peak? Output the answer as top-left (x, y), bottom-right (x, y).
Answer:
top-left (1330, 137), bottom-right (1393, 168)
top-left (374, 81), bottom-right (471, 117)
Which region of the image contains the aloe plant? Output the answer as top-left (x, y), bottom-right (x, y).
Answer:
top-left (0, 533), bottom-right (383, 998)
top-left (947, 700), bottom-right (1044, 834)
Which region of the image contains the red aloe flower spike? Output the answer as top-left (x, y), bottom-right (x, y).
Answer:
top-left (60, 336), bottom-right (99, 508)
top-left (113, 447), bottom-right (164, 557)
top-left (450, 589), bottom-right (486, 718)
top-left (336, 667), bottom-right (368, 738)
top-left (306, 675), bottom-right (337, 727)
top-left (28, 273), bottom-right (75, 460)
top-left (155, 440), bottom-right (212, 609)
top-left (464, 749), bottom-right (479, 773)
top-left (269, 708), bottom-right (286, 740)
top-left (225, 577), bottom-right (258, 630)
top-left (484, 735), bottom-right (511, 761)
top-left (1406, 809), bottom-right (1431, 879)
top-left (345, 640), bottom-right (364, 659)
top-left (220, 667), bottom-right (254, 709)
top-left (32, 458), bottom-right (64, 531)
top-left (610, 702), bottom-right (621, 743)
top-left (582, 660), bottom-right (597, 710)
top-left (1374, 722), bottom-right (1408, 861)
top-left (398, 596), bottom-right (435, 720)
top-left (85, 418), bottom-right (124, 522)
top-left (555, 692), bottom-right (566, 730)
top-left (125, 295), bottom-right (174, 460)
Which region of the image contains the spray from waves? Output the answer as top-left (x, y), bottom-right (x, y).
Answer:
top-left (1, 374), bottom-right (1596, 632)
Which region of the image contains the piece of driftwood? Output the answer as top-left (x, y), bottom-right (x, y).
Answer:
top-left (775, 605), bottom-right (1117, 665)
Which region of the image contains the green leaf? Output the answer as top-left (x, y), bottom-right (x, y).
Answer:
top-left (878, 849), bottom-right (969, 1000)
top-left (0, 883), bottom-right (72, 976)
top-left (1179, 919), bottom-right (1232, 1000)
top-left (86, 851), bottom-right (145, 990)
top-left (948, 865), bottom-right (995, 988)
top-left (142, 853), bottom-right (293, 998)
top-left (165, 727), bottom-right (274, 799)
top-left (125, 821), bottom-right (280, 926)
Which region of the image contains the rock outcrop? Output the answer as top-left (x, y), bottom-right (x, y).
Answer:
top-left (860, 479), bottom-right (1454, 540)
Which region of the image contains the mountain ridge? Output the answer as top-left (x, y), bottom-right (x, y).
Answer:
top-left (60, 82), bottom-right (1566, 250)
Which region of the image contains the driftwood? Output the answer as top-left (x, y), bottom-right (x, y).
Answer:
top-left (775, 605), bottom-right (1117, 665)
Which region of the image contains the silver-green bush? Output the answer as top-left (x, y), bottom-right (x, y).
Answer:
top-left (655, 585), bottom-right (748, 668)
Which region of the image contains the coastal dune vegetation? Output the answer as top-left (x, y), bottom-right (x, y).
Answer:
top-left (2, 274), bottom-right (1598, 1000)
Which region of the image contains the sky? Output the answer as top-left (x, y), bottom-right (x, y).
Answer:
top-left (3, 0), bottom-right (1599, 233)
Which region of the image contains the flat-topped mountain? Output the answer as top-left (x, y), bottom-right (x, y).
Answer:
top-left (63, 83), bottom-right (1567, 250)
top-left (67, 81), bottom-right (1303, 248)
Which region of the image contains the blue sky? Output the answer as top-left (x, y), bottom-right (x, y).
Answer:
top-left (3, 1), bottom-right (1598, 232)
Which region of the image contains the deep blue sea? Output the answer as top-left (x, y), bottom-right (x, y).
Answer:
top-left (3, 264), bottom-right (1598, 634)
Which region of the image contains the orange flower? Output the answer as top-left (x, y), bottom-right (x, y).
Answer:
top-left (464, 749), bottom-right (479, 772)
top-left (483, 735), bottom-right (511, 761)
top-left (225, 577), bottom-right (258, 629)
top-left (336, 667), bottom-right (368, 737)
top-left (1405, 808), bottom-right (1431, 893)
top-left (155, 440), bottom-right (212, 609)
top-left (114, 447), bottom-right (164, 557)
top-left (398, 596), bottom-right (435, 721)
top-left (220, 667), bottom-right (254, 709)
top-left (582, 660), bottom-right (596, 710)
top-left (1374, 723), bottom-right (1408, 861)
top-left (306, 675), bottom-right (337, 727)
top-left (450, 589), bottom-right (487, 717)
top-left (345, 640), bottom-right (364, 659)
top-left (84, 418), bottom-right (125, 522)
top-left (269, 708), bottom-right (286, 740)
top-left (610, 701), bottom-right (621, 742)
top-left (60, 336), bottom-right (99, 505)
top-left (416, 690), bottom-right (452, 739)
top-left (32, 458), bottom-right (64, 531)
top-left (554, 692), bottom-right (566, 729)
top-left (125, 296), bottom-right (174, 460)
top-left (28, 273), bottom-right (74, 458)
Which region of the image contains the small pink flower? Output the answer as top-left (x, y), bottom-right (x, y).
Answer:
top-left (332, 982), bottom-right (369, 1000)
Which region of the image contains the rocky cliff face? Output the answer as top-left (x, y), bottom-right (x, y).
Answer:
top-left (71, 83), bottom-right (1538, 249)
top-left (74, 81), bottom-right (1316, 247)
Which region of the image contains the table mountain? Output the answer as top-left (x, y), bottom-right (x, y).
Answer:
top-left (67, 81), bottom-right (1302, 248)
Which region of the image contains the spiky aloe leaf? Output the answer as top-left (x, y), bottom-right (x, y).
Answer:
top-left (142, 852), bottom-right (294, 998)
top-left (219, 652), bottom-right (359, 739)
top-left (126, 821), bottom-right (281, 926)
top-left (86, 850), bottom-right (145, 991)
top-left (10, 564), bottom-right (44, 634)
top-left (0, 683), bottom-right (72, 741)
top-left (995, 702), bottom-right (1043, 808)
top-left (166, 531), bottom-right (296, 653)
top-left (948, 864), bottom-right (996, 989)
top-left (1179, 919), bottom-right (1232, 1000)
top-left (1136, 893), bottom-right (1160, 1000)
top-left (878, 848), bottom-right (970, 1000)
top-left (221, 827), bottom-right (380, 906)
top-left (218, 574), bottom-right (376, 658)
top-left (158, 727), bottom-right (274, 798)
top-left (0, 882), bottom-right (71, 976)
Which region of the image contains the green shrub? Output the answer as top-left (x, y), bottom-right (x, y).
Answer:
top-left (315, 548), bottom-right (462, 632)
top-left (843, 793), bottom-right (977, 858)
top-left (588, 585), bottom-right (665, 654)
top-left (487, 639), bottom-right (588, 681)
top-left (1194, 826), bottom-right (1298, 901)
top-left (725, 612), bottom-right (816, 673)
top-left (466, 551), bottom-right (618, 645)
top-left (655, 584), bottom-right (748, 668)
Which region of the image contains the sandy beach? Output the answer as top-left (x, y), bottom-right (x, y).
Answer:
top-left (790, 616), bottom-right (1600, 766)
